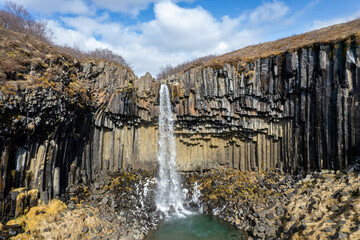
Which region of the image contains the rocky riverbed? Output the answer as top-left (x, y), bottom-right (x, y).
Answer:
top-left (1, 168), bottom-right (360, 240)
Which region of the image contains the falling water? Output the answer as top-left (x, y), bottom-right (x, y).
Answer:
top-left (156, 84), bottom-right (186, 217)
top-left (148, 84), bottom-right (245, 239)
top-left (191, 182), bottom-right (203, 212)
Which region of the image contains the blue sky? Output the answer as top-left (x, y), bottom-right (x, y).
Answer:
top-left (2, 0), bottom-right (360, 76)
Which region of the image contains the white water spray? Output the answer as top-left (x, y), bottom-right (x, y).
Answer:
top-left (155, 84), bottom-right (187, 217)
top-left (136, 178), bottom-right (156, 209)
top-left (212, 204), bottom-right (226, 216)
top-left (191, 182), bottom-right (203, 212)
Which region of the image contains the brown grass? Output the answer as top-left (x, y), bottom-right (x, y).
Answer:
top-left (0, 27), bottom-right (56, 78)
top-left (156, 54), bottom-right (217, 80)
top-left (190, 18), bottom-right (360, 70)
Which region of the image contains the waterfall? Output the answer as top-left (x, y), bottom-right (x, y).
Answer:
top-left (155, 84), bottom-right (186, 217)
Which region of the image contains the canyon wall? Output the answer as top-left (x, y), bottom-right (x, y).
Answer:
top-left (0, 28), bottom-right (360, 220)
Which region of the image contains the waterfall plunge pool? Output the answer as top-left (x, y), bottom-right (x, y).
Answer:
top-left (146, 214), bottom-right (246, 240)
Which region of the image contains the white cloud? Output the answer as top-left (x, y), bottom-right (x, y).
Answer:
top-left (140, 2), bottom-right (228, 52)
top-left (47, 20), bottom-right (107, 49)
top-left (312, 18), bottom-right (348, 30)
top-left (248, 1), bottom-right (289, 25)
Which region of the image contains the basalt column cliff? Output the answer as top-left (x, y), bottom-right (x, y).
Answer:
top-left (165, 42), bottom-right (360, 173)
top-left (0, 20), bottom-right (360, 220)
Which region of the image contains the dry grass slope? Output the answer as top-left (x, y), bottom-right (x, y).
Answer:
top-left (191, 18), bottom-right (360, 69)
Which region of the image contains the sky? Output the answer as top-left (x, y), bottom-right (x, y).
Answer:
top-left (1, 0), bottom-right (360, 77)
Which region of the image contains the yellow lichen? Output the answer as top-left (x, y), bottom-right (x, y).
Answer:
top-left (15, 192), bottom-right (27, 216)
top-left (109, 177), bottom-right (121, 190)
top-left (7, 199), bottom-right (67, 235)
top-left (244, 70), bottom-right (254, 78)
top-left (28, 189), bottom-right (39, 204)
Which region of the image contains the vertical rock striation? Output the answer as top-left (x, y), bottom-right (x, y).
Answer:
top-left (163, 42), bottom-right (360, 173)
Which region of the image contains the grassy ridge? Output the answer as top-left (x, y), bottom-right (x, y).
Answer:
top-left (192, 18), bottom-right (360, 69)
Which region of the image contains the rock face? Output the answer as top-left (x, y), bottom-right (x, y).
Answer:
top-left (165, 43), bottom-right (360, 173)
top-left (90, 41), bottom-right (360, 175)
top-left (0, 28), bottom-right (360, 221)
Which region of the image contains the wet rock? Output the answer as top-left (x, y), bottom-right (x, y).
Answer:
top-left (102, 197), bottom-right (109, 205)
top-left (337, 231), bottom-right (349, 239)
top-left (289, 215), bottom-right (296, 221)
top-left (255, 224), bottom-right (266, 233)
top-left (95, 225), bottom-right (102, 233)
top-left (265, 225), bottom-right (276, 235)
top-left (266, 212), bottom-right (274, 220)
top-left (82, 226), bottom-right (89, 233)
top-left (68, 203), bottom-right (76, 210)
top-left (40, 191), bottom-right (49, 205)
top-left (285, 189), bottom-right (295, 199)
top-left (276, 206), bottom-right (284, 216)
top-left (111, 201), bottom-right (117, 209)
